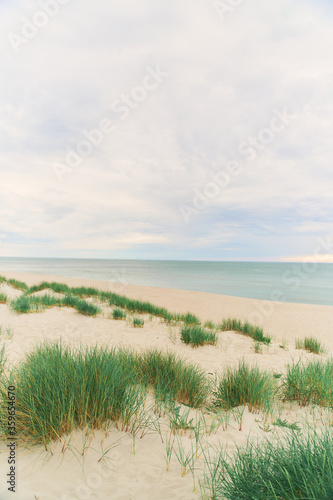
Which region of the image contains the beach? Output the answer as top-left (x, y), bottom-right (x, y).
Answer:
top-left (0, 271), bottom-right (332, 499)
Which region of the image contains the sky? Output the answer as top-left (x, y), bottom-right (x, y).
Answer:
top-left (1, 0), bottom-right (333, 261)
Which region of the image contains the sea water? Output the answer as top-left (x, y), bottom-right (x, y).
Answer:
top-left (0, 257), bottom-right (332, 306)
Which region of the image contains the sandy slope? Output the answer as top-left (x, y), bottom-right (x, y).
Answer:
top-left (0, 271), bottom-right (332, 500)
top-left (1, 270), bottom-right (333, 348)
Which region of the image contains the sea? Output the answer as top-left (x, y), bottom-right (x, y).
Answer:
top-left (0, 257), bottom-right (332, 306)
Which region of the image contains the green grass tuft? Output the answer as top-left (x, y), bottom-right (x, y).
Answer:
top-left (182, 313), bottom-right (201, 325)
top-left (0, 294), bottom-right (7, 304)
top-left (213, 360), bottom-right (275, 412)
top-left (11, 296), bottom-right (31, 314)
top-left (135, 349), bottom-right (209, 407)
top-left (29, 294), bottom-right (61, 312)
top-left (7, 279), bottom-right (29, 292)
top-left (74, 298), bottom-right (100, 317)
top-left (283, 359), bottom-right (333, 406)
top-left (180, 325), bottom-right (217, 347)
top-left (295, 336), bottom-right (324, 354)
top-left (27, 281), bottom-right (70, 295)
top-left (204, 320), bottom-right (216, 330)
top-left (133, 318), bottom-right (144, 328)
top-left (0, 343), bottom-right (210, 445)
top-left (11, 293), bottom-right (100, 317)
top-left (208, 431), bottom-right (333, 500)
top-left (113, 308), bottom-right (126, 320)
top-left (0, 343), bottom-right (143, 445)
top-left (219, 318), bottom-right (271, 344)
top-left (1, 344), bottom-right (143, 445)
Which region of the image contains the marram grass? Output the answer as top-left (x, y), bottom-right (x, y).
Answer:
top-left (206, 430), bottom-right (333, 500)
top-left (7, 278), bottom-right (28, 292)
top-left (0, 344), bottom-right (210, 445)
top-left (0, 344), bottom-right (143, 446)
top-left (11, 293), bottom-right (100, 317)
top-left (213, 360), bottom-right (275, 412)
top-left (135, 349), bottom-right (210, 407)
top-left (219, 318), bottom-right (272, 344)
top-left (133, 317), bottom-right (144, 328)
top-left (11, 295), bottom-right (31, 313)
top-left (2, 278), bottom-right (275, 348)
top-left (0, 294), bottom-right (7, 304)
top-left (295, 336), bottom-right (324, 354)
top-left (112, 308), bottom-right (126, 320)
top-left (180, 325), bottom-right (217, 347)
top-left (182, 313), bottom-right (201, 326)
top-left (283, 358), bottom-right (333, 407)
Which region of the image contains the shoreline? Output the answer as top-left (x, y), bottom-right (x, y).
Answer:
top-left (1, 269), bottom-right (333, 346)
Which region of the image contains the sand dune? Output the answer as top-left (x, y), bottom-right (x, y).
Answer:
top-left (0, 271), bottom-right (332, 499)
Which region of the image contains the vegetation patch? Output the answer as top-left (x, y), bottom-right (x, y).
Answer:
top-left (135, 349), bottom-right (210, 407)
top-left (0, 343), bottom-right (142, 446)
top-left (180, 325), bottom-right (217, 347)
top-left (74, 298), bottom-right (100, 317)
top-left (295, 336), bottom-right (324, 354)
top-left (11, 296), bottom-right (31, 314)
top-left (133, 318), bottom-right (144, 328)
top-left (213, 360), bottom-right (275, 412)
top-left (0, 294), bottom-right (7, 304)
top-left (283, 359), bottom-right (333, 406)
top-left (11, 293), bottom-right (100, 317)
top-left (206, 431), bottom-right (333, 500)
top-left (182, 313), bottom-right (201, 326)
top-left (0, 344), bottom-right (210, 445)
top-left (113, 308), bottom-right (126, 320)
top-left (204, 320), bottom-right (216, 330)
top-left (7, 278), bottom-right (28, 292)
top-left (219, 318), bottom-right (271, 344)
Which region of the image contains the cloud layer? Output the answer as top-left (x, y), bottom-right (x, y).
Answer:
top-left (1, 0), bottom-right (333, 260)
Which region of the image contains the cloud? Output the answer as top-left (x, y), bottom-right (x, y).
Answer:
top-left (280, 255), bottom-right (333, 263)
top-left (0, 0), bottom-right (332, 259)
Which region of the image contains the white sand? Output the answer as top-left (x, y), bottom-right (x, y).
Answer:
top-left (0, 270), bottom-right (332, 500)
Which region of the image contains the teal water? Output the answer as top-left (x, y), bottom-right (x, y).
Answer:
top-left (0, 258), bottom-right (332, 306)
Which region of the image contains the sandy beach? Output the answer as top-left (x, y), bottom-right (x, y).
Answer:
top-left (0, 271), bottom-right (332, 500)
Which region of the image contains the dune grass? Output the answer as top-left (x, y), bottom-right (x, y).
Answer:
top-left (133, 318), bottom-right (144, 328)
top-left (204, 320), bottom-right (216, 330)
top-left (29, 294), bottom-right (61, 311)
top-left (134, 349), bottom-right (210, 407)
top-left (11, 293), bottom-right (100, 317)
top-left (112, 308), bottom-right (126, 320)
top-left (180, 325), bottom-right (217, 347)
top-left (0, 344), bottom-right (142, 446)
top-left (74, 298), bottom-right (100, 317)
top-left (295, 336), bottom-right (324, 354)
top-left (219, 318), bottom-right (271, 344)
top-left (182, 313), bottom-right (201, 325)
top-left (206, 430), bottom-right (333, 500)
top-left (7, 278), bottom-right (28, 292)
top-left (106, 292), bottom-right (173, 320)
top-left (213, 360), bottom-right (275, 412)
top-left (4, 278), bottom-right (204, 328)
top-left (0, 294), bottom-right (7, 304)
top-left (11, 295), bottom-right (31, 313)
top-left (0, 343), bottom-right (210, 445)
top-left (27, 281), bottom-right (70, 295)
top-left (25, 280), bottom-right (200, 325)
top-left (28, 282), bottom-right (178, 322)
top-left (283, 359), bottom-right (333, 407)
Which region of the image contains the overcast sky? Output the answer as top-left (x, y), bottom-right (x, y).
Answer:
top-left (1, 0), bottom-right (332, 261)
